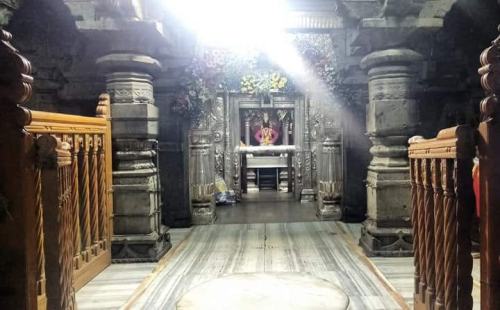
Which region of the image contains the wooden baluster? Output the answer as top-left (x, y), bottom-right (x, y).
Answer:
top-left (410, 159), bottom-right (421, 298)
top-left (34, 163), bottom-right (47, 304)
top-left (37, 135), bottom-right (75, 310)
top-left (79, 135), bottom-right (92, 262)
top-left (423, 159), bottom-right (436, 306)
top-left (442, 159), bottom-right (457, 310)
top-left (64, 163), bottom-right (76, 309)
top-left (97, 136), bottom-right (107, 248)
top-left (416, 159), bottom-right (427, 302)
top-left (455, 158), bottom-right (473, 309)
top-left (89, 135), bottom-right (100, 254)
top-left (432, 158), bottom-right (445, 310)
top-left (96, 93), bottom-right (113, 245)
top-left (69, 135), bottom-right (82, 270)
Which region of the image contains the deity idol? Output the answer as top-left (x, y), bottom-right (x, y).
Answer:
top-left (255, 112), bottom-right (278, 145)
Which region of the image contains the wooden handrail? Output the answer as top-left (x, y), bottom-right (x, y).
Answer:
top-left (409, 125), bottom-right (475, 310)
top-left (408, 126), bottom-right (475, 159)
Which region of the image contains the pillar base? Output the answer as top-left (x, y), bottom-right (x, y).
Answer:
top-left (317, 202), bottom-right (342, 221)
top-left (111, 227), bottom-right (171, 263)
top-left (300, 188), bottom-right (315, 202)
top-left (359, 219), bottom-right (413, 257)
top-left (192, 202), bottom-right (216, 225)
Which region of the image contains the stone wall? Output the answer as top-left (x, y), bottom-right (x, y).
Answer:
top-left (155, 68), bottom-right (192, 228)
top-left (6, 0), bottom-right (104, 115)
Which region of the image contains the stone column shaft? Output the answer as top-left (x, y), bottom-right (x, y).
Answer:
top-left (96, 53), bottom-right (170, 262)
top-left (317, 130), bottom-right (343, 220)
top-left (359, 48), bottom-right (422, 256)
top-left (189, 129), bottom-right (216, 224)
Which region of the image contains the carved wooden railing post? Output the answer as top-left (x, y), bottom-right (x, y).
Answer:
top-left (34, 162), bottom-right (47, 305)
top-left (37, 135), bottom-right (75, 310)
top-left (89, 134), bottom-right (100, 253)
top-left (442, 158), bottom-right (457, 310)
top-left (0, 29), bottom-right (41, 309)
top-left (79, 134), bottom-right (92, 262)
top-left (423, 158), bottom-right (436, 305)
top-left (431, 158), bottom-right (445, 310)
top-left (70, 135), bottom-right (82, 269)
top-left (416, 158), bottom-right (427, 301)
top-left (96, 93), bottom-right (112, 250)
top-left (409, 126), bottom-right (474, 310)
top-left (409, 158), bottom-right (420, 297)
top-left (477, 27), bottom-right (500, 310)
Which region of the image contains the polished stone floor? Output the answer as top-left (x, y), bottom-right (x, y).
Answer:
top-left (176, 273), bottom-right (350, 310)
top-left (131, 221), bottom-right (406, 309)
top-left (76, 228), bottom-right (193, 309)
top-left (75, 193), bottom-right (482, 309)
top-left (216, 191), bottom-right (318, 224)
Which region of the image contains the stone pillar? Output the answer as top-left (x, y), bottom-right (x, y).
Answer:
top-left (317, 130), bottom-right (343, 220)
top-left (244, 118), bottom-right (258, 192)
top-left (189, 129), bottom-right (216, 224)
top-left (154, 71), bottom-right (192, 228)
top-left (300, 97), bottom-right (315, 202)
top-left (282, 120), bottom-right (289, 146)
top-left (244, 118), bottom-right (251, 145)
top-left (359, 48), bottom-right (422, 256)
top-left (96, 53), bottom-right (171, 262)
top-left (279, 119), bottom-right (290, 192)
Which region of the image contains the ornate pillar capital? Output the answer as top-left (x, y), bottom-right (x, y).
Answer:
top-left (361, 48), bottom-right (423, 71)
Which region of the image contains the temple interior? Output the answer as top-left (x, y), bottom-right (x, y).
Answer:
top-left (1, 0), bottom-right (500, 309)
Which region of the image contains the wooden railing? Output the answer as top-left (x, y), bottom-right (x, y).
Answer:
top-left (409, 126), bottom-right (475, 310)
top-left (27, 94), bottom-right (113, 295)
top-left (0, 30), bottom-right (113, 309)
top-left (477, 29), bottom-right (500, 310)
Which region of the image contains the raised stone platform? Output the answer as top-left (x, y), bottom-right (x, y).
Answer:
top-left (176, 273), bottom-right (349, 310)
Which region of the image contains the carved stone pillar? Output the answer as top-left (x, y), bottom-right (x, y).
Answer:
top-left (244, 118), bottom-right (258, 192)
top-left (279, 119), bottom-right (290, 192)
top-left (96, 53), bottom-right (171, 262)
top-left (244, 118), bottom-right (251, 145)
top-left (300, 97), bottom-right (315, 202)
top-left (359, 48), bottom-right (422, 256)
top-left (189, 129), bottom-right (216, 224)
top-left (317, 130), bottom-right (343, 220)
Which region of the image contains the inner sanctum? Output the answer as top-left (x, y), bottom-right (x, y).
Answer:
top-left (1, 0), bottom-right (500, 309)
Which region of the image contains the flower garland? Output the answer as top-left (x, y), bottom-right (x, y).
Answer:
top-left (171, 34), bottom-right (342, 121)
top-left (240, 72), bottom-right (288, 94)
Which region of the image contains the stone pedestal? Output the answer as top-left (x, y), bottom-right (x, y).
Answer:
top-left (96, 53), bottom-right (171, 262)
top-left (359, 49), bottom-right (422, 256)
top-left (189, 129), bottom-right (216, 225)
top-left (279, 169), bottom-right (290, 192)
top-left (246, 168), bottom-right (259, 193)
top-left (317, 133), bottom-right (343, 221)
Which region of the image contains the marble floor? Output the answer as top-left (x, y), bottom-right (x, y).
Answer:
top-left (129, 222), bottom-right (408, 310)
top-left (370, 255), bottom-right (481, 309)
top-left (216, 191), bottom-right (318, 224)
top-left (76, 228), bottom-right (193, 310)
top-left (75, 193), bottom-right (482, 309)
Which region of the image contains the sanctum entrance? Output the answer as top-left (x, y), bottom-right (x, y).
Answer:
top-left (223, 93), bottom-right (308, 201)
